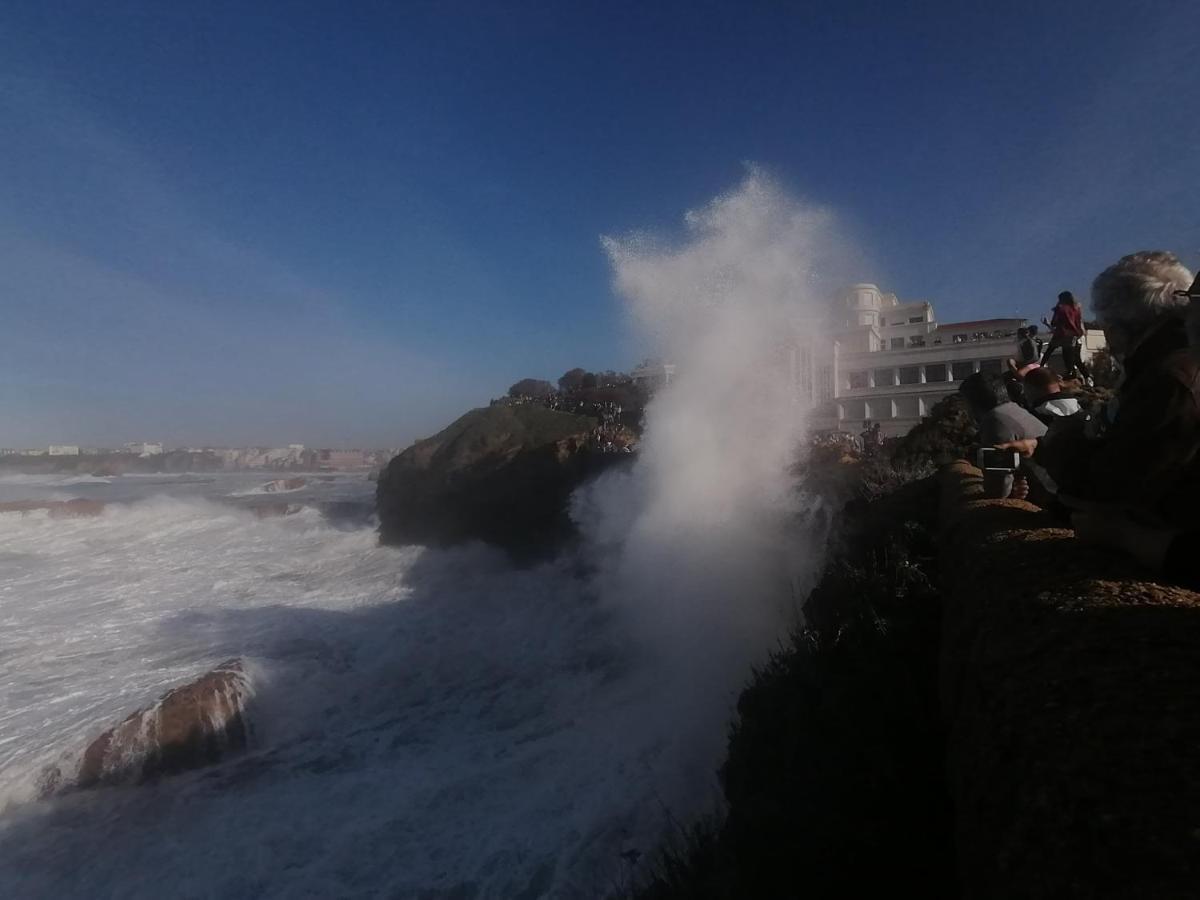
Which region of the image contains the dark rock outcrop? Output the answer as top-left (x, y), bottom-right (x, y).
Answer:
top-left (939, 462), bottom-right (1200, 897)
top-left (376, 404), bottom-right (632, 560)
top-left (250, 502), bottom-right (303, 519)
top-left (51, 659), bottom-right (252, 792)
top-left (262, 477), bottom-right (306, 493)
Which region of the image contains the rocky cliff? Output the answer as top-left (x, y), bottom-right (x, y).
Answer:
top-left (375, 404), bottom-right (633, 560)
top-left (940, 462), bottom-right (1200, 898)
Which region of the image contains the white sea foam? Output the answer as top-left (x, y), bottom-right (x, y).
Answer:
top-left (0, 489), bottom-right (668, 897)
top-left (580, 167), bottom-right (838, 809)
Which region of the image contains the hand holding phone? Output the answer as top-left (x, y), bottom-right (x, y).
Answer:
top-left (977, 448), bottom-right (1021, 470)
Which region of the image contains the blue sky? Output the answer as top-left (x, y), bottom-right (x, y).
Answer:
top-left (3, 0), bottom-right (1198, 447)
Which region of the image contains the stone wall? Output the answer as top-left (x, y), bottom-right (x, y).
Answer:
top-left (939, 461), bottom-right (1200, 897)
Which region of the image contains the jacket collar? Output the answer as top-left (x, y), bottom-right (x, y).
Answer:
top-left (1123, 316), bottom-right (1188, 384)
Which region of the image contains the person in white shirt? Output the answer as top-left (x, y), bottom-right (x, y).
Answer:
top-left (1023, 366), bottom-right (1083, 424)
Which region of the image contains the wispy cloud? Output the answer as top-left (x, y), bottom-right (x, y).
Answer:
top-left (0, 74), bottom-right (481, 448)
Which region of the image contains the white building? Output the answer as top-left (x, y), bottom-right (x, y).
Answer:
top-left (48, 445), bottom-right (80, 456)
top-left (797, 284), bottom-right (1106, 437)
top-left (631, 360), bottom-right (676, 391)
top-left (125, 441), bottom-right (164, 457)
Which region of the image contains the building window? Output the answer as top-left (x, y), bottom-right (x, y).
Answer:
top-left (909, 336), bottom-right (926, 347)
top-left (818, 365), bottom-right (834, 401)
top-left (908, 316), bottom-right (924, 324)
top-left (898, 366), bottom-right (921, 385)
top-left (842, 400), bottom-right (867, 423)
top-left (951, 361), bottom-right (974, 381)
top-left (848, 371), bottom-right (868, 390)
top-left (865, 400), bottom-right (894, 420)
top-left (880, 317), bottom-right (887, 326)
top-left (978, 358), bottom-right (1003, 374)
top-left (874, 368), bottom-right (896, 387)
top-left (925, 363), bottom-right (948, 383)
top-left (890, 337), bottom-right (905, 349)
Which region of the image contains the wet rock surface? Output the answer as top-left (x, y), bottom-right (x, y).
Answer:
top-left (49, 659), bottom-right (253, 792)
top-left (376, 404), bottom-right (632, 561)
top-left (261, 477), bottom-right (307, 493)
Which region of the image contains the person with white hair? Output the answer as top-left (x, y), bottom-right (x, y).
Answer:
top-left (1090, 251), bottom-right (1195, 365)
top-left (1000, 251), bottom-right (1200, 532)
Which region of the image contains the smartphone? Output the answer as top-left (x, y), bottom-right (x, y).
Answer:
top-left (977, 448), bottom-right (1020, 470)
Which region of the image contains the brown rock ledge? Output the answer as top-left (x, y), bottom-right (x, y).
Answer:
top-left (939, 461), bottom-right (1200, 898)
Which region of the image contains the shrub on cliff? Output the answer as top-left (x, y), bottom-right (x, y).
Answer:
top-left (635, 467), bottom-right (955, 898)
top-left (559, 367), bottom-right (588, 392)
top-left (507, 378), bottom-right (556, 399)
top-left (890, 393), bottom-right (977, 469)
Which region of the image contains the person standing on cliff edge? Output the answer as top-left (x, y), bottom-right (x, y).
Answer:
top-left (1040, 291), bottom-right (1093, 383)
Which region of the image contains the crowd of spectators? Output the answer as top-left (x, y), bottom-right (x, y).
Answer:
top-left (492, 381), bottom-right (639, 454)
top-left (964, 250), bottom-right (1200, 591)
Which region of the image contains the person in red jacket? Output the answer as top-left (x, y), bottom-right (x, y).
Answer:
top-left (1040, 290), bottom-right (1092, 383)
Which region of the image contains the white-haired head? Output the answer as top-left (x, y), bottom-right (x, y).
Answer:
top-left (1091, 251), bottom-right (1193, 357)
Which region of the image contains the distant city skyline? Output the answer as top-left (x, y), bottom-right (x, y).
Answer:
top-left (3, 1), bottom-right (1198, 447)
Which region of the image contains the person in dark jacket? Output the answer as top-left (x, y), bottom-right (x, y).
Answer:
top-left (1002, 252), bottom-right (1200, 583)
top-left (1063, 264), bottom-right (1200, 589)
top-left (1040, 291), bottom-right (1092, 382)
top-left (1015, 327), bottom-right (1039, 367)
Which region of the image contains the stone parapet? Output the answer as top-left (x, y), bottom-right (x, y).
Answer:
top-left (939, 461), bottom-right (1200, 898)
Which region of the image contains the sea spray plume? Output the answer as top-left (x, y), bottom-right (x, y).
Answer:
top-left (583, 169), bottom-right (844, 798)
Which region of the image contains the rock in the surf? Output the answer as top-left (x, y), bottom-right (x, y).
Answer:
top-left (72, 659), bottom-right (252, 789)
top-left (262, 477), bottom-right (307, 493)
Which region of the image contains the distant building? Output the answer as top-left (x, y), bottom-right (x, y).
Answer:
top-left (48, 445), bottom-right (80, 456)
top-left (317, 449), bottom-right (368, 470)
top-left (801, 284), bottom-right (1106, 437)
top-left (124, 441), bottom-right (164, 457)
top-left (631, 360), bottom-right (676, 391)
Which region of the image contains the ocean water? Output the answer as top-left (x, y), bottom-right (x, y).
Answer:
top-left (0, 171), bottom-right (841, 898)
top-left (0, 471), bottom-right (737, 898)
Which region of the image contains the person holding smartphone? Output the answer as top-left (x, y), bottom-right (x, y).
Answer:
top-left (960, 371), bottom-right (1046, 498)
